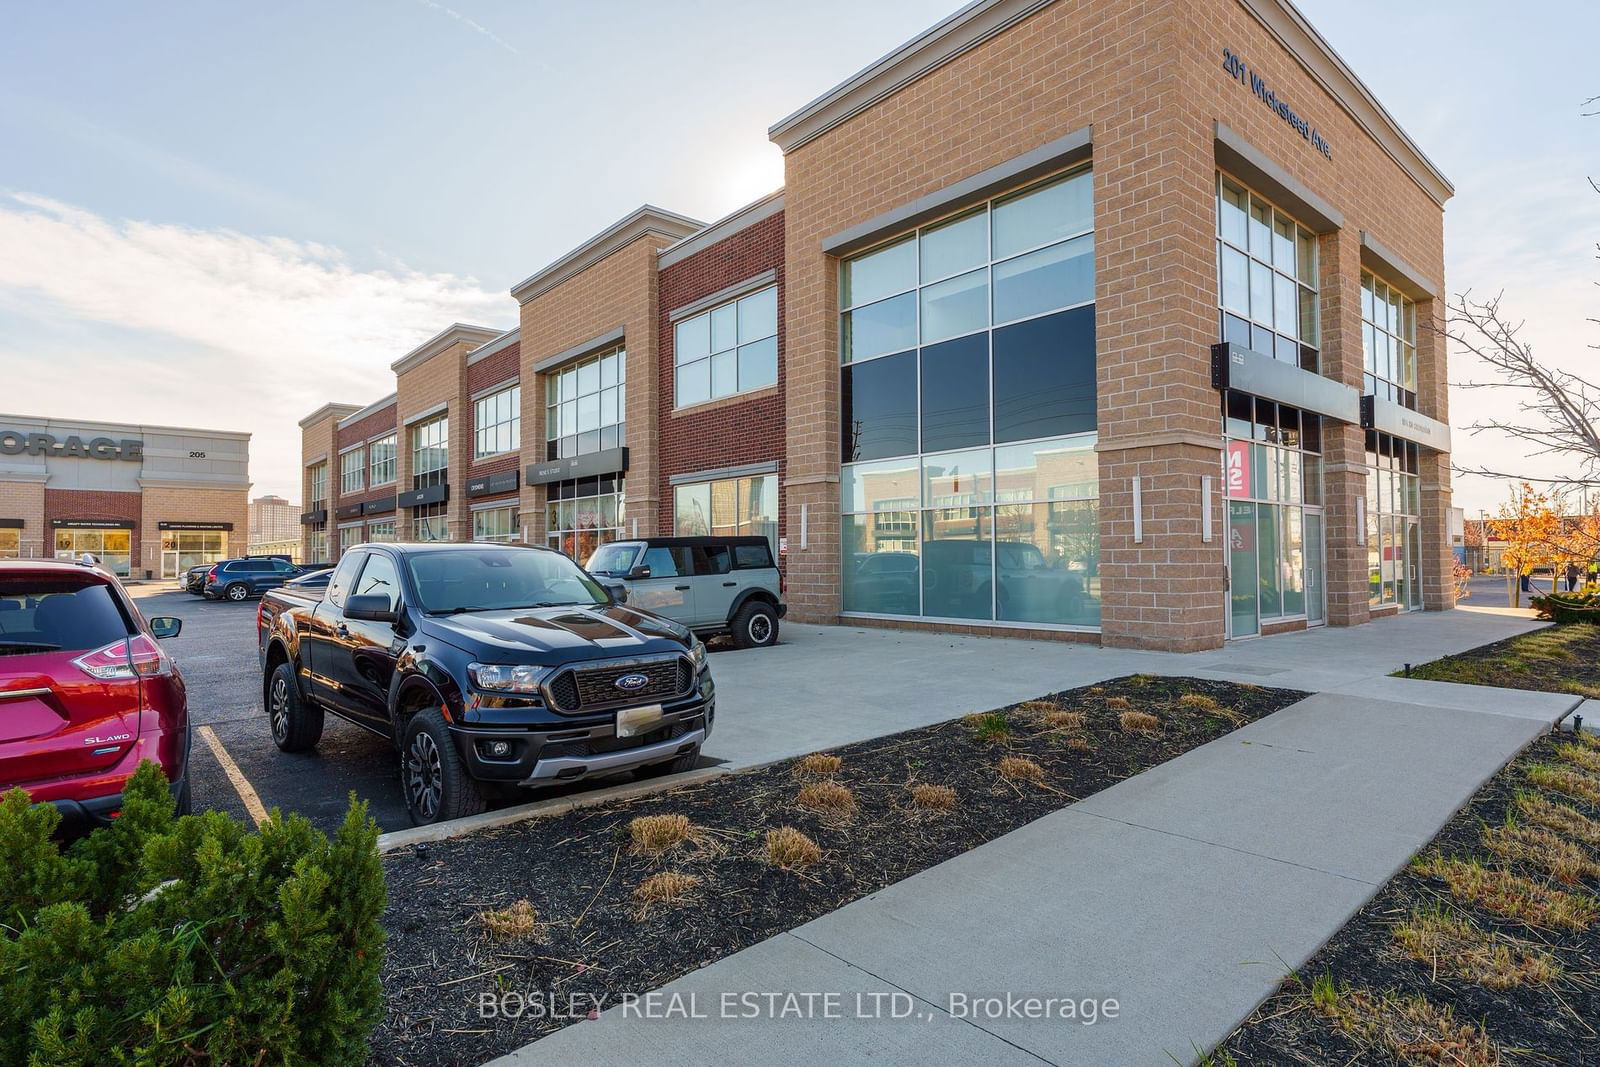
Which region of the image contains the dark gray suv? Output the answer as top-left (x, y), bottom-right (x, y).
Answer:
top-left (585, 536), bottom-right (785, 648)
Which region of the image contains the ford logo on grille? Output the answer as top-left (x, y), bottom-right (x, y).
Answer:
top-left (614, 672), bottom-right (651, 691)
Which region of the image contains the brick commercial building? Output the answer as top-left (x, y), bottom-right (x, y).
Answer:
top-left (248, 494), bottom-right (298, 546)
top-left (301, 0), bottom-right (1453, 650)
top-left (0, 413), bottom-right (250, 578)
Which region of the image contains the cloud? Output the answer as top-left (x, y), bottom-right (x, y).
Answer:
top-left (0, 192), bottom-right (510, 501)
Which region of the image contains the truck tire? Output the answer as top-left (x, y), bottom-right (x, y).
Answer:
top-left (730, 601), bottom-right (778, 649)
top-left (225, 582), bottom-right (250, 602)
top-left (401, 708), bottom-right (485, 825)
top-left (636, 745), bottom-right (700, 779)
top-left (268, 662), bottom-right (323, 753)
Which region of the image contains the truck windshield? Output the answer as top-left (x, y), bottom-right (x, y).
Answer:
top-left (585, 542), bottom-right (639, 577)
top-left (405, 549), bottom-right (610, 615)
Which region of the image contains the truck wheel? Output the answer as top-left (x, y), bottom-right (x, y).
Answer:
top-left (636, 745), bottom-right (700, 779)
top-left (730, 601), bottom-right (778, 649)
top-left (268, 662), bottom-right (323, 752)
top-left (401, 708), bottom-right (485, 826)
top-left (225, 582), bottom-right (249, 602)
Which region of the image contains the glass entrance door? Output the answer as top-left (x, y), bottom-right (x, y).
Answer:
top-left (1305, 510), bottom-right (1326, 624)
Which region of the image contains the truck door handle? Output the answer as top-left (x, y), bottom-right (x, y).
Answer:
top-left (722, 581), bottom-right (736, 587)
top-left (674, 584), bottom-right (691, 591)
top-left (335, 623), bottom-right (350, 637)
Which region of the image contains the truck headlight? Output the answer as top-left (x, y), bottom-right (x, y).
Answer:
top-left (688, 640), bottom-right (707, 670)
top-left (468, 663), bottom-right (546, 693)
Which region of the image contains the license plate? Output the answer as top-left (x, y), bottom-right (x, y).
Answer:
top-left (616, 703), bottom-right (664, 738)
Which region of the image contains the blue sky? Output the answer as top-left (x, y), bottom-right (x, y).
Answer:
top-left (1, 0), bottom-right (1595, 507)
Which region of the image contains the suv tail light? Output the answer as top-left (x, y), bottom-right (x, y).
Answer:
top-left (73, 634), bottom-right (172, 680)
top-left (206, 566), bottom-right (219, 582)
top-left (779, 570), bottom-right (786, 595)
top-left (256, 600), bottom-right (267, 627)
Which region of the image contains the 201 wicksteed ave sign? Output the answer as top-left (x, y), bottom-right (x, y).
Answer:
top-left (1221, 48), bottom-right (1332, 160)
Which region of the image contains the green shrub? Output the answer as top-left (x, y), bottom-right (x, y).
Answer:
top-left (0, 761), bottom-right (386, 1066)
top-left (1529, 593), bottom-right (1600, 624)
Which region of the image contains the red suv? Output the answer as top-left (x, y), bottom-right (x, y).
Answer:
top-left (0, 559), bottom-right (190, 832)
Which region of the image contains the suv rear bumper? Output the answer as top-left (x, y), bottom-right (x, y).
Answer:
top-left (49, 771), bottom-right (189, 838)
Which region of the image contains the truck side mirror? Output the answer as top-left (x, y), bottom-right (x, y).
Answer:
top-left (345, 594), bottom-right (398, 623)
top-left (626, 565), bottom-right (652, 580)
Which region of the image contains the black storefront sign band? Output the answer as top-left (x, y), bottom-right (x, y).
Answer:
top-left (362, 495), bottom-right (397, 516)
top-left (467, 469), bottom-right (520, 498)
top-left (158, 521), bottom-right (234, 531)
top-left (51, 519), bottom-right (136, 530)
top-left (300, 509), bottom-right (328, 525)
top-left (334, 503), bottom-right (364, 520)
top-left (397, 483), bottom-right (449, 508)
top-left (525, 447), bottom-right (629, 487)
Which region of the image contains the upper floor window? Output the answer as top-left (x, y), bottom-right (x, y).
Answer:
top-left (369, 433), bottom-right (397, 487)
top-left (339, 447), bottom-right (364, 495)
top-left (545, 347), bottom-right (624, 461)
top-left (307, 462), bottom-right (327, 507)
top-left (1362, 272), bottom-right (1418, 408)
top-left (410, 415), bottom-right (448, 489)
top-left (474, 383), bottom-right (521, 459)
top-left (1216, 174), bottom-right (1319, 372)
top-left (674, 285), bottom-right (778, 407)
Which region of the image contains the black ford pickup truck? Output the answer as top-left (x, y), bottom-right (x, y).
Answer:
top-left (257, 541), bottom-right (713, 825)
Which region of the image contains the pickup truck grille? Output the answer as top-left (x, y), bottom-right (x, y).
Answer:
top-left (544, 655), bottom-right (694, 714)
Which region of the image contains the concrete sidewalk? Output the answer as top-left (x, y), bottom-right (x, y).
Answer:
top-left (703, 607), bottom-right (1548, 771)
top-left (494, 679), bottom-right (1578, 1066)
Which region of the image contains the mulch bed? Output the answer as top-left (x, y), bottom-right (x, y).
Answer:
top-left (1406, 623), bottom-right (1600, 701)
top-left (370, 674), bottom-right (1304, 1067)
top-left (1214, 731), bottom-right (1600, 1067)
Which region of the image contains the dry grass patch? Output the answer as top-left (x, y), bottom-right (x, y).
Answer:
top-left (1412, 855), bottom-right (1599, 931)
top-left (1039, 709), bottom-right (1086, 731)
top-left (1528, 763), bottom-right (1600, 806)
top-left (476, 899), bottom-right (538, 941)
top-left (1482, 821), bottom-right (1600, 885)
top-left (793, 752), bottom-right (842, 778)
top-left (1392, 908), bottom-right (1563, 990)
top-left (1178, 692), bottom-right (1246, 724)
top-left (1119, 710), bottom-right (1161, 735)
top-left (1310, 982), bottom-right (1502, 1066)
top-left (1555, 741), bottom-right (1600, 775)
top-left (1061, 735), bottom-right (1093, 752)
top-left (1105, 695), bottom-right (1133, 710)
top-left (1018, 699), bottom-right (1059, 717)
top-left (964, 711), bottom-right (1012, 743)
top-left (908, 783), bottom-right (958, 813)
top-left (997, 756), bottom-right (1044, 782)
top-left (1516, 791), bottom-right (1600, 848)
top-left (633, 871), bottom-right (700, 910)
top-left (629, 814), bottom-right (694, 857)
top-left (796, 780), bottom-right (857, 819)
top-left (764, 826), bottom-right (822, 869)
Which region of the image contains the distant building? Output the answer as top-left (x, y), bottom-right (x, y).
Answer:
top-left (249, 494), bottom-right (298, 546)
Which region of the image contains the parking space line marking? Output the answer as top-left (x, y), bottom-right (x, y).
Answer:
top-left (197, 725), bottom-right (269, 827)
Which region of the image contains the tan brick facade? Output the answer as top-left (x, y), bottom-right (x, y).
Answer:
top-left (293, 0), bottom-right (1450, 649)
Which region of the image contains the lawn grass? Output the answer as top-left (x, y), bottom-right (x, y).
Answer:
top-left (1401, 623), bottom-right (1600, 698)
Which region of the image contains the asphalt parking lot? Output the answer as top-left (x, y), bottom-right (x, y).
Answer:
top-left (137, 587), bottom-right (415, 833)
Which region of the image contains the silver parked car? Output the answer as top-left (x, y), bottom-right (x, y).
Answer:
top-left (585, 536), bottom-right (785, 648)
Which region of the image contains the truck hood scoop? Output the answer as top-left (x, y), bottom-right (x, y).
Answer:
top-left (428, 604), bottom-right (687, 653)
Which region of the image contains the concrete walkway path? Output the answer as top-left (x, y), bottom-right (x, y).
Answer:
top-left (494, 665), bottom-right (1577, 1066)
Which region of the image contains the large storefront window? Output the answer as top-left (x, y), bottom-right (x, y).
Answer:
top-left (307, 525), bottom-right (328, 563)
top-left (369, 434), bottom-right (397, 487)
top-left (546, 476), bottom-right (624, 560)
top-left (838, 167), bottom-right (1098, 628)
top-left (1362, 272), bottom-right (1418, 408)
top-left (673, 473), bottom-right (778, 554)
top-left (474, 384), bottom-right (521, 459)
top-left (55, 528), bottom-right (131, 577)
top-left (545, 347), bottom-right (624, 461)
top-left (0, 529), bottom-right (17, 558)
top-left (1217, 174), bottom-right (1319, 372)
top-left (365, 519), bottom-right (396, 543)
top-left (1367, 431), bottom-right (1422, 610)
top-left (339, 523), bottom-right (364, 556)
top-left (159, 530), bottom-right (226, 577)
top-left (1224, 394), bottom-right (1326, 637)
top-left (307, 462), bottom-right (328, 509)
top-left (674, 285), bottom-right (778, 406)
top-left (410, 416), bottom-right (448, 488)
top-left (412, 502), bottom-right (449, 542)
top-left (339, 447), bottom-right (364, 495)
top-left (472, 505), bottom-right (519, 543)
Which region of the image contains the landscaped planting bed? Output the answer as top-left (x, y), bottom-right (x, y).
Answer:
top-left (1212, 729), bottom-right (1600, 1067)
top-left (371, 674), bottom-right (1305, 1066)
top-left (1406, 623), bottom-right (1600, 700)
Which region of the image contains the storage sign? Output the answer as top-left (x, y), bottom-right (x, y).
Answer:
top-left (0, 430), bottom-right (143, 461)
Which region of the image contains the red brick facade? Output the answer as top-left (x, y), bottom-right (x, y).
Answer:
top-left (332, 402), bottom-right (399, 515)
top-left (44, 488), bottom-right (143, 564)
top-left (656, 212), bottom-right (787, 541)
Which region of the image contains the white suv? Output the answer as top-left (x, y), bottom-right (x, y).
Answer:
top-left (585, 536), bottom-right (785, 648)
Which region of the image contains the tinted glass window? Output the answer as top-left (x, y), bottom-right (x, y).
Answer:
top-left (353, 553), bottom-right (401, 612)
top-left (733, 543), bottom-right (774, 569)
top-left (640, 547), bottom-right (681, 578)
top-left (992, 306), bottom-right (1095, 443)
top-left (693, 545), bottom-right (732, 576)
top-left (920, 333), bottom-right (989, 453)
top-left (273, 560), bottom-right (295, 572)
top-left (586, 542), bottom-right (639, 577)
top-left (326, 552), bottom-right (364, 608)
top-left (842, 349), bottom-right (916, 462)
top-left (406, 548), bottom-right (607, 613)
top-left (0, 578), bottom-right (132, 653)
